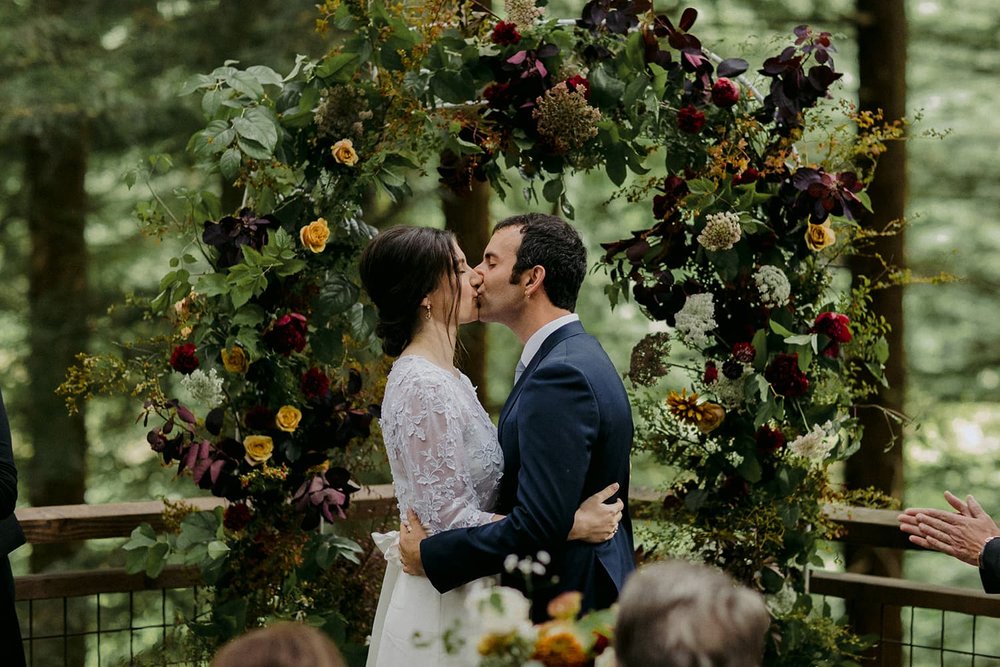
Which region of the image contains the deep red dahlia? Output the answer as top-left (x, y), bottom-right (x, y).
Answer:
top-left (813, 311), bottom-right (852, 343)
top-left (564, 75), bottom-right (591, 99)
top-left (301, 367), bottom-right (331, 401)
top-left (169, 343), bottom-right (200, 375)
top-left (764, 352), bottom-right (809, 397)
top-left (755, 425), bottom-right (786, 456)
top-left (482, 81), bottom-right (513, 109)
top-left (711, 77), bottom-right (741, 107)
top-left (264, 313), bottom-right (308, 355)
top-left (223, 502), bottom-right (253, 531)
top-left (732, 342), bottom-right (756, 363)
top-left (677, 104), bottom-right (706, 133)
top-left (703, 360), bottom-right (719, 384)
top-left (733, 168), bottom-right (761, 186)
top-left (491, 20), bottom-right (521, 45)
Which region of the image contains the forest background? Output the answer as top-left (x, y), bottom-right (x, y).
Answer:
top-left (0, 0), bottom-right (998, 624)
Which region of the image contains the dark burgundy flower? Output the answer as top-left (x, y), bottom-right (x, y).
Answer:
top-left (711, 77), bottom-right (740, 107)
top-left (703, 360), bottom-right (719, 384)
top-left (732, 342), bottom-right (756, 363)
top-left (812, 311), bottom-right (852, 357)
top-left (482, 81), bottom-right (514, 109)
top-left (169, 343), bottom-right (200, 375)
top-left (764, 353), bottom-right (809, 398)
top-left (722, 358), bottom-right (744, 380)
top-left (719, 475), bottom-right (750, 504)
top-left (301, 367), bottom-right (331, 401)
top-left (755, 425), bottom-right (786, 456)
top-left (732, 168), bottom-right (761, 186)
top-left (243, 405), bottom-right (274, 432)
top-left (791, 167), bottom-right (864, 223)
top-left (264, 313), bottom-right (308, 355)
top-left (223, 502), bottom-right (253, 531)
top-left (677, 104), bottom-right (706, 133)
top-left (202, 208), bottom-right (277, 269)
top-left (491, 20), bottom-right (521, 45)
top-left (564, 75), bottom-right (591, 99)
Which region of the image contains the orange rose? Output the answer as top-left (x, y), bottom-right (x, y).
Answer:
top-left (805, 222), bottom-right (836, 251)
top-left (243, 435), bottom-right (274, 466)
top-left (221, 346), bottom-right (249, 373)
top-left (331, 139), bottom-right (359, 166)
top-left (275, 405), bottom-right (302, 433)
top-left (299, 218), bottom-right (331, 253)
top-left (695, 402), bottom-right (726, 433)
top-left (546, 591), bottom-right (582, 621)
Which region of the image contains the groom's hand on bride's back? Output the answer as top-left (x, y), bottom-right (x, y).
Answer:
top-left (400, 509), bottom-right (428, 576)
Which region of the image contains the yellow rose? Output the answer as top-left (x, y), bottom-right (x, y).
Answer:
top-left (221, 346), bottom-right (249, 373)
top-left (299, 218), bottom-right (331, 253)
top-left (805, 222), bottom-right (837, 251)
top-left (695, 402), bottom-right (726, 433)
top-left (275, 405), bottom-right (302, 433)
top-left (243, 435), bottom-right (274, 466)
top-left (331, 138), bottom-right (359, 166)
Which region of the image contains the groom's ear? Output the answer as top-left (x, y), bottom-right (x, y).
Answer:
top-left (523, 265), bottom-right (546, 298)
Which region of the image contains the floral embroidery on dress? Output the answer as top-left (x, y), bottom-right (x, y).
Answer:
top-left (379, 356), bottom-right (503, 532)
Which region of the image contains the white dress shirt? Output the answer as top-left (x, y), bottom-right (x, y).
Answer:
top-left (517, 313), bottom-right (580, 373)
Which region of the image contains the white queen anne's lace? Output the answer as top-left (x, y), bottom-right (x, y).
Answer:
top-left (754, 265), bottom-right (791, 308)
top-left (379, 356), bottom-right (503, 532)
top-left (180, 368), bottom-right (224, 407)
top-left (788, 421), bottom-right (836, 460)
top-left (697, 212), bottom-right (742, 251)
top-left (675, 293), bottom-right (717, 347)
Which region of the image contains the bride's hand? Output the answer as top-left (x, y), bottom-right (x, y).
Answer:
top-left (569, 482), bottom-right (623, 543)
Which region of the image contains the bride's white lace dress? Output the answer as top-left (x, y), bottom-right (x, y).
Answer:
top-left (366, 355), bottom-right (503, 667)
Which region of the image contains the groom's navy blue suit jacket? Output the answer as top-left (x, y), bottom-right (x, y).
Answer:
top-left (420, 321), bottom-right (634, 618)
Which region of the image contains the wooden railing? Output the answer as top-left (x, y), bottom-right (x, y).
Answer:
top-left (13, 488), bottom-right (1000, 665)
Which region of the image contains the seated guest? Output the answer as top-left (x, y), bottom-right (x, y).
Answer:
top-left (211, 621), bottom-right (346, 667)
top-left (614, 560), bottom-right (770, 667)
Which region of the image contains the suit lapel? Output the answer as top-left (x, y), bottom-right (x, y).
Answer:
top-left (497, 320), bottom-right (586, 434)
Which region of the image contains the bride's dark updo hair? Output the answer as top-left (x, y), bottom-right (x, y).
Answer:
top-left (359, 226), bottom-right (459, 357)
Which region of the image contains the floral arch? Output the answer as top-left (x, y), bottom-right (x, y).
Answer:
top-left (68, 1), bottom-right (903, 664)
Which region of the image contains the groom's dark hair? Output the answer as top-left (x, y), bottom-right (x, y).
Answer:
top-left (494, 213), bottom-right (586, 311)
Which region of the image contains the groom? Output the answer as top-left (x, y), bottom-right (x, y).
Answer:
top-left (399, 213), bottom-right (634, 619)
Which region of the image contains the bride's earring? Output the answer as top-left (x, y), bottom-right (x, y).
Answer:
top-left (424, 304), bottom-right (432, 321)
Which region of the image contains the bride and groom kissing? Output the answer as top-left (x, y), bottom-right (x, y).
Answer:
top-left (360, 213), bottom-right (634, 665)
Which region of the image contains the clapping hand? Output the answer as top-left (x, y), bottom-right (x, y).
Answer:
top-left (898, 491), bottom-right (1000, 566)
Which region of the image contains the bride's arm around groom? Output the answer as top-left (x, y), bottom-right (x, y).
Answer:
top-left (400, 214), bottom-right (635, 618)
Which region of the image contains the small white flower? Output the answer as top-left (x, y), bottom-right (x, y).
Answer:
top-left (788, 421), bottom-right (836, 460)
top-left (503, 554), bottom-right (519, 573)
top-left (726, 451), bottom-right (744, 467)
top-left (697, 212), bottom-right (742, 251)
top-left (675, 293), bottom-right (717, 348)
top-left (754, 265), bottom-right (791, 308)
top-left (465, 582), bottom-right (534, 636)
top-left (180, 368), bottom-right (224, 407)
top-left (536, 550), bottom-right (551, 565)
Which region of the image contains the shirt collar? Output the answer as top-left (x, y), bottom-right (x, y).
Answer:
top-left (519, 313), bottom-right (580, 370)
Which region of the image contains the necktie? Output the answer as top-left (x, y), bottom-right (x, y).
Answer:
top-left (514, 360), bottom-right (526, 385)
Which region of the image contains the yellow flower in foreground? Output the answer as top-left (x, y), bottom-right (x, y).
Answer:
top-left (667, 390), bottom-right (725, 432)
top-left (805, 222), bottom-right (836, 251)
top-left (331, 138), bottom-right (359, 166)
top-left (243, 435), bottom-right (274, 466)
top-left (299, 218), bottom-right (331, 253)
top-left (221, 346), bottom-right (249, 373)
top-left (533, 628), bottom-right (588, 666)
top-left (276, 405), bottom-right (302, 433)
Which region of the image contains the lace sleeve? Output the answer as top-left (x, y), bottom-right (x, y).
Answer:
top-left (391, 376), bottom-right (495, 532)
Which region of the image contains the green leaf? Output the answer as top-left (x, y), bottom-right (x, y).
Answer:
top-left (123, 524), bottom-right (158, 550)
top-left (784, 334), bottom-right (815, 347)
top-left (196, 273), bottom-right (228, 297)
top-left (202, 88), bottom-right (223, 117)
top-left (219, 147), bottom-right (241, 181)
top-left (430, 70), bottom-right (476, 103)
top-left (227, 71), bottom-right (265, 100)
top-left (236, 137), bottom-right (272, 161)
top-left (315, 52), bottom-right (362, 81)
top-left (542, 177), bottom-right (564, 204)
top-left (246, 65), bottom-right (284, 87)
top-left (146, 541), bottom-right (170, 579)
top-left (873, 335), bottom-right (889, 363)
top-left (648, 63), bottom-right (668, 98)
top-left (590, 66), bottom-right (626, 108)
top-left (737, 454), bottom-right (762, 483)
top-left (207, 540), bottom-right (230, 560)
top-left (605, 142), bottom-right (627, 186)
top-left (751, 329), bottom-right (768, 368)
top-left (622, 73), bottom-right (650, 109)
top-left (797, 344), bottom-right (813, 372)
top-left (232, 109), bottom-right (278, 152)
top-left (768, 319), bottom-right (795, 338)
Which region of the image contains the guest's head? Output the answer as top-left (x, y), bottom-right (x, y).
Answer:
top-left (360, 225), bottom-right (477, 356)
top-left (614, 560), bottom-right (770, 667)
top-left (211, 621), bottom-right (346, 667)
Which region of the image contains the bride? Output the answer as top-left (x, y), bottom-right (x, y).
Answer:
top-left (359, 226), bottom-right (621, 665)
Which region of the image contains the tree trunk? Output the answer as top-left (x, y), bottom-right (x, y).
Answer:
top-left (24, 128), bottom-right (91, 572)
top-left (442, 179), bottom-right (491, 407)
top-left (846, 2), bottom-right (908, 664)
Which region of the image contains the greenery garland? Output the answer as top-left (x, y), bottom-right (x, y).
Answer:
top-left (62, 1), bottom-right (905, 663)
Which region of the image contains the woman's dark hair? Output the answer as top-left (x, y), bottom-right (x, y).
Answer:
top-left (359, 226), bottom-right (460, 357)
top-left (494, 213), bottom-right (586, 311)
